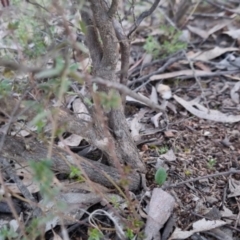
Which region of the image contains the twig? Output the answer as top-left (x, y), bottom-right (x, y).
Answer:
top-left (0, 168), bottom-right (28, 239)
top-left (0, 157), bottom-right (42, 217)
top-left (113, 19), bottom-right (130, 104)
top-left (92, 77), bottom-right (165, 112)
top-left (127, 0), bottom-right (162, 38)
top-left (164, 169), bottom-right (240, 189)
top-left (0, 85), bottom-right (36, 151)
top-left (177, 69), bottom-right (240, 80)
top-left (128, 50), bottom-right (183, 77)
top-left (191, 12), bottom-right (232, 18)
top-left (184, 51), bottom-right (210, 110)
top-left (108, 0), bottom-right (119, 19)
top-left (0, 58), bottom-right (41, 73)
top-left (128, 55), bottom-right (185, 87)
top-left (113, 19), bottom-right (129, 87)
top-left (205, 0), bottom-right (240, 15)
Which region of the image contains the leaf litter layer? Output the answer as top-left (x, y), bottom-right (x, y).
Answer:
top-left (1, 0), bottom-right (240, 239)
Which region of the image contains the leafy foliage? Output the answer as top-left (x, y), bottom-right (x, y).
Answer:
top-left (143, 26), bottom-right (187, 58)
top-left (207, 158), bottom-right (217, 169)
top-left (158, 145), bottom-right (169, 154)
top-left (28, 159), bottom-right (59, 201)
top-left (69, 165), bottom-right (83, 180)
top-left (88, 228), bottom-right (104, 240)
top-left (98, 90), bottom-right (121, 111)
top-left (0, 225), bottom-right (18, 239)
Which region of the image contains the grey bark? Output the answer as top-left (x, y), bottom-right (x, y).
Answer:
top-left (0, 134), bottom-right (141, 191)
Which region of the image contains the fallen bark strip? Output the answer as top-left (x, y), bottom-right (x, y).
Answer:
top-left (0, 134), bottom-right (141, 191)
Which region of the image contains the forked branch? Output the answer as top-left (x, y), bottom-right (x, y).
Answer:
top-left (127, 0), bottom-right (161, 38)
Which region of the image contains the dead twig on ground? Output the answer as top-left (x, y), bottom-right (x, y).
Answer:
top-left (164, 169), bottom-right (240, 189)
top-left (128, 55), bottom-right (185, 87)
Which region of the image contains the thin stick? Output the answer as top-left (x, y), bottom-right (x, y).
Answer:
top-left (164, 169), bottom-right (240, 189)
top-left (127, 0), bottom-right (162, 38)
top-left (92, 77), bottom-right (165, 112)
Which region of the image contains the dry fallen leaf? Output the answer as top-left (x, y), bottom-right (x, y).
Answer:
top-left (230, 81), bottom-right (240, 104)
top-left (52, 230), bottom-right (63, 240)
top-left (160, 149), bottom-right (176, 162)
top-left (151, 112), bottom-right (163, 128)
top-left (228, 178), bottom-right (240, 198)
top-left (170, 218), bottom-right (227, 239)
top-left (224, 29), bottom-right (240, 40)
top-left (174, 95), bottom-right (240, 123)
top-left (164, 130), bottom-right (175, 138)
top-left (144, 188), bottom-right (175, 240)
top-left (188, 46), bottom-right (239, 62)
top-left (127, 109), bottom-right (146, 141)
top-left (72, 98), bottom-right (91, 122)
top-left (187, 25), bottom-right (209, 39)
top-left (150, 85), bottom-right (158, 104)
top-left (58, 134), bottom-right (83, 147)
top-left (156, 83), bottom-right (172, 99)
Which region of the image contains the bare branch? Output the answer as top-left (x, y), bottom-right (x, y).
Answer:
top-left (127, 0), bottom-right (162, 38)
top-left (81, 9), bottom-right (103, 68)
top-left (89, 0), bottom-right (118, 70)
top-left (113, 19), bottom-right (129, 87)
top-left (108, 0), bottom-right (119, 19)
top-left (92, 77), bottom-right (165, 112)
top-left (0, 58), bottom-right (41, 73)
top-left (0, 157), bottom-right (42, 217)
top-left (164, 169), bottom-right (240, 189)
top-left (112, 19), bottom-right (129, 104)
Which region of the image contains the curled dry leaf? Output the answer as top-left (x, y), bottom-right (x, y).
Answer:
top-left (188, 46), bottom-right (239, 62)
top-left (187, 25), bottom-right (209, 39)
top-left (72, 98), bottom-right (91, 122)
top-left (217, 56), bottom-right (240, 71)
top-left (5, 163), bottom-right (39, 194)
top-left (127, 109), bottom-right (147, 141)
top-left (230, 81), bottom-right (240, 104)
top-left (220, 206), bottom-right (235, 219)
top-left (78, 57), bottom-right (91, 71)
top-left (151, 112), bottom-right (163, 128)
top-left (228, 178), bottom-right (240, 198)
top-left (174, 95), bottom-right (240, 123)
top-left (150, 85), bottom-right (158, 104)
top-left (188, 20), bottom-right (231, 40)
top-left (170, 218), bottom-right (227, 239)
top-left (58, 134), bottom-right (83, 148)
top-left (224, 29), bottom-right (240, 40)
top-left (43, 192), bottom-right (103, 231)
top-left (156, 83), bottom-right (172, 99)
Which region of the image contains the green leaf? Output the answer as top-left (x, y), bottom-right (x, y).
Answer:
top-left (155, 168), bottom-right (167, 185)
top-left (79, 20), bottom-right (86, 34)
top-left (69, 166), bottom-right (82, 179)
